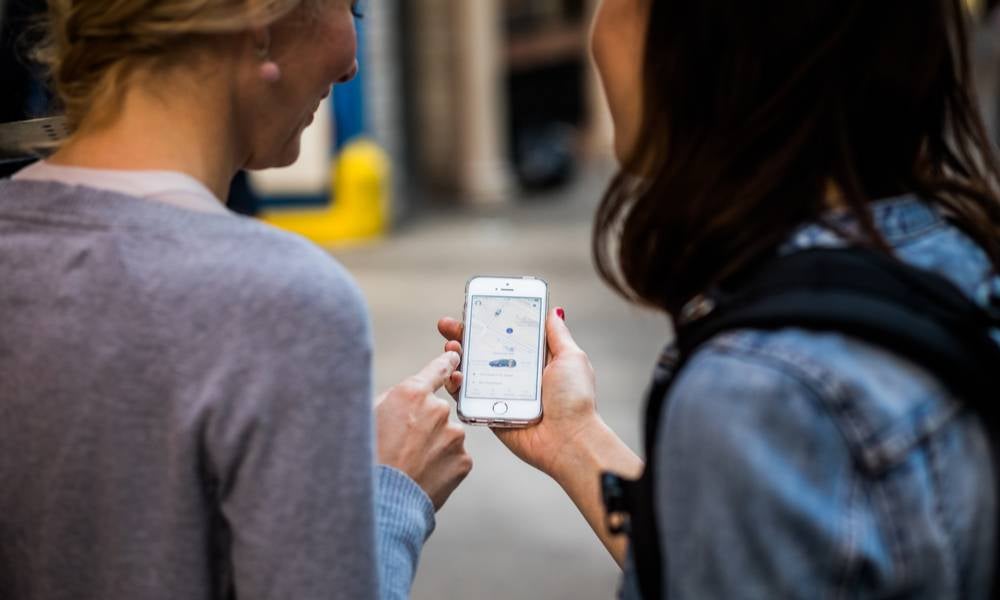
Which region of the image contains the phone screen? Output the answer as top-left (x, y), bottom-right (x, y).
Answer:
top-left (464, 295), bottom-right (543, 401)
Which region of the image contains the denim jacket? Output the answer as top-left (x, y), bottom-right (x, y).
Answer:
top-left (620, 195), bottom-right (999, 599)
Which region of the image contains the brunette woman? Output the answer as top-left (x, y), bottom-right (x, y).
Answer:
top-left (441, 0), bottom-right (1000, 597)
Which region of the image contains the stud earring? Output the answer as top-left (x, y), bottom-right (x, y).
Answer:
top-left (257, 47), bottom-right (281, 83)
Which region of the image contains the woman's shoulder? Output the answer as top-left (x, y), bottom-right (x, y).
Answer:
top-left (177, 220), bottom-right (371, 336)
top-left (655, 301), bottom-right (991, 600)
top-left (668, 319), bottom-right (964, 479)
top-left (656, 235), bottom-right (997, 594)
top-left (2, 178), bottom-right (370, 341)
top-left (667, 196), bottom-right (998, 471)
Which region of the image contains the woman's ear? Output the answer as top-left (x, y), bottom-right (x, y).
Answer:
top-left (250, 27), bottom-right (271, 54)
top-left (250, 27), bottom-right (281, 83)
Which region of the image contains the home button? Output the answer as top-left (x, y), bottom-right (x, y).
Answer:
top-left (492, 401), bottom-right (509, 415)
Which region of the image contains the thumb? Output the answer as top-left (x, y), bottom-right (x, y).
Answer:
top-left (546, 307), bottom-right (582, 357)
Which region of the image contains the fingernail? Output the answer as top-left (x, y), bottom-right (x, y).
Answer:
top-left (556, 307), bottom-right (566, 321)
top-left (447, 351), bottom-right (460, 365)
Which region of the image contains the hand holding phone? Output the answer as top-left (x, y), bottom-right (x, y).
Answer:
top-left (440, 305), bottom-right (612, 480)
top-left (457, 276), bottom-right (548, 427)
top-left (441, 307), bottom-right (641, 569)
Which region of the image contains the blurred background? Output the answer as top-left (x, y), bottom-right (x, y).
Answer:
top-left (1, 0), bottom-right (999, 598)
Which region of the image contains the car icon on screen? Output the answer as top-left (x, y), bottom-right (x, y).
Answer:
top-left (489, 359), bottom-right (517, 368)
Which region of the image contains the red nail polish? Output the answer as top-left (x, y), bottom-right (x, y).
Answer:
top-left (556, 307), bottom-right (566, 320)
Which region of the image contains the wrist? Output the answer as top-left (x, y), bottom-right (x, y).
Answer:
top-left (549, 416), bottom-right (642, 488)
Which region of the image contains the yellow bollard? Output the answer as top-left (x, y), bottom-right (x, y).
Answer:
top-left (262, 138), bottom-right (391, 246)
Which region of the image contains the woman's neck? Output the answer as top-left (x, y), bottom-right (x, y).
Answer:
top-left (49, 69), bottom-right (244, 203)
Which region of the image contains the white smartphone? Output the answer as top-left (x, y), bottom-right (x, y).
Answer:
top-left (457, 276), bottom-right (548, 427)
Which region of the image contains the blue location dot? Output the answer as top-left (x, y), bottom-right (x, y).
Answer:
top-left (506, 328), bottom-right (514, 334)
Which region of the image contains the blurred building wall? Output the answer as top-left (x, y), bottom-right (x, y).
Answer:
top-left (454, 0), bottom-right (515, 204)
top-left (406, 0), bottom-right (512, 204)
top-left (403, 0), bottom-right (613, 205)
top-left (408, 0), bottom-right (462, 194)
top-left (362, 0), bottom-right (412, 220)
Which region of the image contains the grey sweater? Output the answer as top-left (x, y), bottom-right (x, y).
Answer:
top-left (0, 179), bottom-right (433, 600)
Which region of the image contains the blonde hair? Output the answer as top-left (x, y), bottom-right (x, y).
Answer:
top-left (35, 0), bottom-right (315, 131)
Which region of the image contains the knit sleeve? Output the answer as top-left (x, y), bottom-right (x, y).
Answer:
top-left (374, 465), bottom-right (436, 599)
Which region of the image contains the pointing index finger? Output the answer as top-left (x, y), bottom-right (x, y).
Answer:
top-left (412, 351), bottom-right (461, 391)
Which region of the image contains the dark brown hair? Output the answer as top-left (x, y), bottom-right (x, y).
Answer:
top-left (593, 0), bottom-right (1000, 315)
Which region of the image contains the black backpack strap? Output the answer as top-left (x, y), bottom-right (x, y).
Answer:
top-left (602, 247), bottom-right (1000, 599)
top-left (680, 248), bottom-right (1000, 407)
top-left (601, 345), bottom-right (679, 599)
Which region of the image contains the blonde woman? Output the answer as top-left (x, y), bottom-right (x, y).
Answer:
top-left (0, 1), bottom-right (471, 599)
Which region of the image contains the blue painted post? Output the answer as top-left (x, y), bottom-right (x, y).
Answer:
top-left (333, 19), bottom-right (368, 150)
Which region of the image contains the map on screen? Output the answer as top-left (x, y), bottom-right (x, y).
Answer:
top-left (465, 295), bottom-right (542, 401)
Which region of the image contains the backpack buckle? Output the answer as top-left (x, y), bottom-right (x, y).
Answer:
top-left (601, 472), bottom-right (634, 535)
top-left (679, 293), bottom-right (717, 326)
